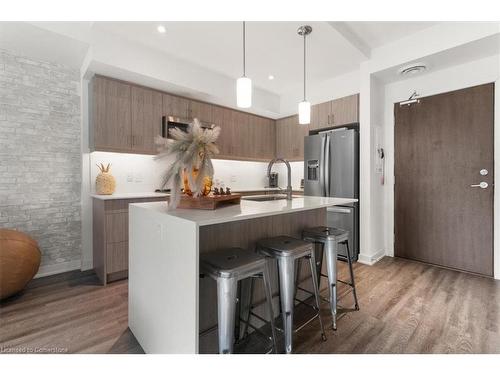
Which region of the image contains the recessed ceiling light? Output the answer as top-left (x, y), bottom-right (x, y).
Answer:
top-left (268, 75), bottom-right (275, 80)
top-left (157, 25), bottom-right (166, 34)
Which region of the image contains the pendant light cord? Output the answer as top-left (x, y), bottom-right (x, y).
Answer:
top-left (303, 33), bottom-right (306, 101)
top-left (243, 21), bottom-right (246, 77)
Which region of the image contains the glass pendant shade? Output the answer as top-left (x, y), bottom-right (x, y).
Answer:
top-left (237, 76), bottom-right (252, 108)
top-left (298, 100), bottom-right (311, 125)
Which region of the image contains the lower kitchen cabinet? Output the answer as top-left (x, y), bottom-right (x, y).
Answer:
top-left (93, 196), bottom-right (167, 285)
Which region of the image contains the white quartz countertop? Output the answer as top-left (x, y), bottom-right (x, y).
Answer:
top-left (232, 187), bottom-right (303, 192)
top-left (131, 196), bottom-right (357, 226)
top-left (91, 192), bottom-right (169, 200)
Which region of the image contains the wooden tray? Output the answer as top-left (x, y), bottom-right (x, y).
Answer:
top-left (177, 193), bottom-right (242, 210)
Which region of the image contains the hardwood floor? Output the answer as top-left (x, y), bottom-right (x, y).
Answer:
top-left (1, 257), bottom-right (499, 354)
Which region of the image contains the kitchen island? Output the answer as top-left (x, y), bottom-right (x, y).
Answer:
top-left (128, 196), bottom-right (356, 353)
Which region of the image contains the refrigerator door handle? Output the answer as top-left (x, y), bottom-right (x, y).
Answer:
top-left (325, 133), bottom-right (331, 196)
top-left (319, 134), bottom-right (326, 196)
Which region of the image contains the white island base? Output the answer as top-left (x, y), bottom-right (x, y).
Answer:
top-left (128, 196), bottom-right (357, 353)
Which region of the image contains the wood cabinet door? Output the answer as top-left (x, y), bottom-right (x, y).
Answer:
top-left (232, 111), bottom-right (251, 158)
top-left (93, 76), bottom-right (132, 151)
top-left (189, 100), bottom-right (213, 124)
top-left (258, 117), bottom-right (276, 159)
top-left (105, 211), bottom-right (128, 243)
top-left (212, 106), bottom-right (234, 157)
top-left (330, 94), bottom-right (359, 126)
top-left (106, 242), bottom-right (128, 274)
top-left (162, 93), bottom-right (190, 119)
top-left (310, 101), bottom-right (331, 130)
top-left (294, 116), bottom-right (309, 159)
top-left (131, 86), bottom-right (163, 154)
top-left (276, 116), bottom-right (307, 160)
top-left (276, 117), bottom-right (291, 159)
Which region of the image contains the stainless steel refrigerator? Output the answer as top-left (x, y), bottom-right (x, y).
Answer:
top-left (304, 127), bottom-right (359, 260)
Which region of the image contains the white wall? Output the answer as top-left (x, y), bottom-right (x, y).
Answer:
top-left (382, 54), bottom-right (500, 278)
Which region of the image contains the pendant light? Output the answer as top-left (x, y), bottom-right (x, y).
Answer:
top-left (237, 21), bottom-right (252, 108)
top-left (297, 25), bottom-right (312, 125)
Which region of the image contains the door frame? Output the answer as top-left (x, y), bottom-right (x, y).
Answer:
top-left (386, 79), bottom-right (499, 279)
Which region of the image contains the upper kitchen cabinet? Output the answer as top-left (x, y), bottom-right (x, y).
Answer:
top-left (211, 107), bottom-right (276, 162)
top-left (91, 76), bottom-right (161, 155)
top-left (253, 116), bottom-right (276, 160)
top-left (92, 76), bottom-right (132, 152)
top-left (91, 75), bottom-right (277, 161)
top-left (310, 94), bottom-right (359, 131)
top-left (276, 115), bottom-right (308, 161)
top-left (130, 86), bottom-right (163, 154)
top-left (212, 106), bottom-right (234, 157)
top-left (189, 100), bottom-right (213, 124)
top-left (162, 93), bottom-right (190, 119)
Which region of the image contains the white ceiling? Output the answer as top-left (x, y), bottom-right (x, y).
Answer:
top-left (92, 21), bottom-right (368, 96)
top-left (0, 21), bottom-right (439, 93)
top-left (374, 33), bottom-right (500, 83)
top-left (343, 21), bottom-right (437, 49)
top-left (0, 22), bottom-right (89, 68)
top-left (2, 21), bottom-right (495, 116)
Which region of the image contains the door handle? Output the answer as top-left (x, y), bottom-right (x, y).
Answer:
top-left (470, 182), bottom-right (488, 189)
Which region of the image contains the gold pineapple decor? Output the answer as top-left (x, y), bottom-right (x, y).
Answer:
top-left (95, 163), bottom-right (116, 195)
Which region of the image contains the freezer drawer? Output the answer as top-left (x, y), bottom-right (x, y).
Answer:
top-left (326, 205), bottom-right (358, 261)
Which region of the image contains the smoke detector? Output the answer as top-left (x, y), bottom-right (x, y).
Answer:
top-left (398, 62), bottom-right (427, 76)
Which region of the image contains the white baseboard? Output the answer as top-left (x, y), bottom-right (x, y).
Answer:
top-left (358, 250), bottom-right (386, 266)
top-left (34, 260), bottom-right (82, 279)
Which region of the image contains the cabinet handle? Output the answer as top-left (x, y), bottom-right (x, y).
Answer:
top-left (161, 116), bottom-right (167, 138)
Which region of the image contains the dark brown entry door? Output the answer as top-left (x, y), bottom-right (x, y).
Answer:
top-left (394, 83), bottom-right (494, 276)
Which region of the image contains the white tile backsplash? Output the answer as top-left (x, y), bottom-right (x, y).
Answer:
top-left (89, 152), bottom-right (304, 194)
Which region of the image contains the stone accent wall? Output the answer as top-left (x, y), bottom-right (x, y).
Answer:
top-left (0, 49), bottom-right (81, 273)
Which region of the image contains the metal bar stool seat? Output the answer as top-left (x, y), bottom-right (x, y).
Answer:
top-left (302, 226), bottom-right (359, 331)
top-left (256, 236), bottom-right (326, 354)
top-left (200, 247), bottom-right (278, 354)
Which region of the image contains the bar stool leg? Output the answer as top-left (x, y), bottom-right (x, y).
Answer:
top-left (240, 277), bottom-right (255, 339)
top-left (262, 261), bottom-right (278, 353)
top-left (324, 238), bottom-right (338, 330)
top-left (344, 240), bottom-right (359, 311)
top-left (278, 256), bottom-right (295, 354)
top-left (217, 277), bottom-right (238, 354)
top-left (308, 250), bottom-right (327, 341)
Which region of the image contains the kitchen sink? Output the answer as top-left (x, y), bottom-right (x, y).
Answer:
top-left (241, 194), bottom-right (299, 202)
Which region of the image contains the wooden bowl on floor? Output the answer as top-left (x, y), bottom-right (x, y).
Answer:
top-left (0, 229), bottom-right (41, 300)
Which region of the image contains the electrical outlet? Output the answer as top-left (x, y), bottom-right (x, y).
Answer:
top-left (230, 175), bottom-right (237, 183)
top-left (126, 174), bottom-right (133, 182)
top-left (135, 173), bottom-right (143, 183)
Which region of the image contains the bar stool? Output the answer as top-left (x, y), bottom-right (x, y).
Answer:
top-left (256, 236), bottom-right (326, 354)
top-left (200, 247), bottom-right (278, 354)
top-left (302, 227), bottom-right (359, 330)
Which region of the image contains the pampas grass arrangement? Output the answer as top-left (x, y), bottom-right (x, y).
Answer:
top-left (156, 119), bottom-right (220, 209)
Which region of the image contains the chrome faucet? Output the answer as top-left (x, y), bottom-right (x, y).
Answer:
top-left (267, 158), bottom-right (292, 200)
